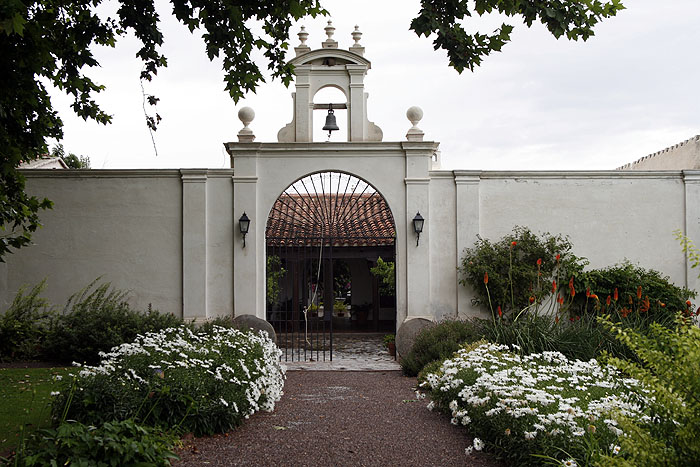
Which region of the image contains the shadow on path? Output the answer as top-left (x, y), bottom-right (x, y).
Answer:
top-left (176, 371), bottom-right (501, 466)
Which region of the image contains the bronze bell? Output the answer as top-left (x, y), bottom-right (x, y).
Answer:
top-left (322, 108), bottom-right (339, 138)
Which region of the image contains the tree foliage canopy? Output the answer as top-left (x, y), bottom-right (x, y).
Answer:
top-left (0, 0), bottom-right (623, 259)
top-left (51, 144), bottom-right (90, 169)
top-left (412, 0), bottom-right (624, 72)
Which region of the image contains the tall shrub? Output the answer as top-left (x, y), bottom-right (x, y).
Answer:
top-left (0, 280), bottom-right (54, 361)
top-left (45, 280), bottom-right (181, 365)
top-left (400, 319), bottom-right (481, 376)
top-left (569, 262), bottom-right (694, 327)
top-left (459, 226), bottom-right (585, 318)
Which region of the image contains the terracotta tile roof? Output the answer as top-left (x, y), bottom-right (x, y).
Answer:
top-left (266, 193), bottom-right (395, 247)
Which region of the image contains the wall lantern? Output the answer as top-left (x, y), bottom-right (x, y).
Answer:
top-left (412, 212), bottom-right (424, 246)
top-left (239, 212), bottom-right (251, 247)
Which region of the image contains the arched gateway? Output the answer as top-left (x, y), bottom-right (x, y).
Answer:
top-left (266, 171), bottom-right (396, 360)
top-left (225, 22), bottom-right (440, 360)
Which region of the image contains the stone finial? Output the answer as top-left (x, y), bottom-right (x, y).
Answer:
top-left (295, 25), bottom-right (311, 56)
top-left (351, 25), bottom-right (362, 45)
top-left (237, 106), bottom-right (255, 143)
top-left (298, 26), bottom-right (309, 46)
top-left (406, 106), bottom-right (425, 142)
top-left (322, 20), bottom-right (338, 48)
top-left (349, 25), bottom-right (365, 56)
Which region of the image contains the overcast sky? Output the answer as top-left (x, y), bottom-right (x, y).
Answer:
top-left (47, 0), bottom-right (700, 171)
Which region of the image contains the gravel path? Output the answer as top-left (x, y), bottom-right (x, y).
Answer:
top-left (176, 371), bottom-right (500, 466)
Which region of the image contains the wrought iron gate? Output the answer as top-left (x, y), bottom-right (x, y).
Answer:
top-left (265, 172), bottom-right (395, 362)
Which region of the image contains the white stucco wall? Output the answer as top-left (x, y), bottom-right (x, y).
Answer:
top-left (226, 141), bottom-right (438, 324)
top-left (429, 170), bottom-right (699, 319)
top-left (428, 173), bottom-right (459, 320)
top-left (0, 169), bottom-right (235, 319)
top-left (1, 162), bottom-right (698, 329)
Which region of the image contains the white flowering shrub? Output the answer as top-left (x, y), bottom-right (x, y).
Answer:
top-left (420, 342), bottom-right (649, 466)
top-left (53, 326), bottom-right (285, 436)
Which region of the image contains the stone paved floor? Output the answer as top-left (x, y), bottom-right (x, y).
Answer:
top-left (281, 333), bottom-right (400, 371)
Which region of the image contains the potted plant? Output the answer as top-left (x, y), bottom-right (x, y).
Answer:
top-left (383, 334), bottom-right (396, 357)
top-left (334, 300), bottom-right (347, 317)
top-left (308, 302), bottom-right (322, 318)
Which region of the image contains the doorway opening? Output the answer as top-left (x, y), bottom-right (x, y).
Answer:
top-left (265, 171), bottom-right (396, 361)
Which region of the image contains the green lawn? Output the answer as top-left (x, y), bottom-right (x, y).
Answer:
top-left (0, 367), bottom-right (71, 456)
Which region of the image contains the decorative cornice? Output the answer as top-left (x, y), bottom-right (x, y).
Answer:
top-left (405, 178), bottom-right (430, 185)
top-left (400, 141), bottom-right (440, 153)
top-left (232, 176), bottom-right (258, 183)
top-left (288, 48), bottom-right (371, 67)
top-left (478, 170), bottom-right (684, 180)
top-left (428, 171), bottom-right (455, 179)
top-left (205, 169), bottom-right (235, 178)
top-left (226, 141), bottom-right (408, 157)
top-left (181, 169), bottom-right (208, 183)
top-left (453, 171), bottom-right (481, 185)
top-left (21, 169), bottom-right (182, 178)
top-left (683, 170), bottom-right (700, 183)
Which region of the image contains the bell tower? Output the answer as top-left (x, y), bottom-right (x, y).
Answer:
top-left (277, 21), bottom-right (383, 142)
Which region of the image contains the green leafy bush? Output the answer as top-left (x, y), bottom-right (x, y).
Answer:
top-left (420, 342), bottom-right (651, 466)
top-left (17, 419), bottom-right (177, 466)
top-left (400, 319), bottom-right (481, 376)
top-left (457, 228), bottom-right (695, 366)
top-left (401, 315), bottom-right (625, 378)
top-left (383, 333), bottom-right (395, 346)
top-left (266, 255), bottom-right (286, 306)
top-left (459, 226), bottom-right (584, 318)
top-left (597, 317), bottom-right (700, 466)
top-left (0, 280), bottom-right (55, 361)
top-left (569, 262), bottom-right (695, 327)
top-left (370, 257), bottom-right (395, 296)
top-left (45, 280), bottom-right (181, 365)
top-left (55, 326), bottom-right (285, 436)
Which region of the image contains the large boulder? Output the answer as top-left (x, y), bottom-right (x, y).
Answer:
top-left (396, 318), bottom-right (434, 359)
top-left (232, 315), bottom-right (276, 344)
